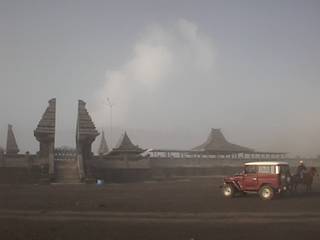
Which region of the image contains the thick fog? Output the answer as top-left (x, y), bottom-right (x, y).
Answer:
top-left (0, 0), bottom-right (319, 157)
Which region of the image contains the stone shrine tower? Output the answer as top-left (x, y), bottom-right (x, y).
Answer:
top-left (6, 124), bottom-right (19, 155)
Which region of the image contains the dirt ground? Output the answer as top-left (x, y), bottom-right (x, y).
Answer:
top-left (1, 176), bottom-right (320, 240)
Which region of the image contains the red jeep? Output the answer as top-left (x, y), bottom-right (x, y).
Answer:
top-left (222, 161), bottom-right (291, 200)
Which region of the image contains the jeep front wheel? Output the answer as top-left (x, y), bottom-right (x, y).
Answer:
top-left (259, 185), bottom-right (274, 200)
top-left (222, 183), bottom-right (235, 198)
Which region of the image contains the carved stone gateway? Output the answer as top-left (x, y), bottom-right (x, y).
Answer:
top-left (34, 98), bottom-right (56, 178)
top-left (76, 100), bottom-right (99, 178)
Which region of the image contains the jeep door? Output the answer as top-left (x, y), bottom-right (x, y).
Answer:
top-left (257, 165), bottom-right (277, 189)
top-left (243, 165), bottom-right (258, 190)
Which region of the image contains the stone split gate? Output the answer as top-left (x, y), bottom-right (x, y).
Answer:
top-left (34, 99), bottom-right (99, 183)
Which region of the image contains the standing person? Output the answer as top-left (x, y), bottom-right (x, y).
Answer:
top-left (296, 160), bottom-right (307, 181)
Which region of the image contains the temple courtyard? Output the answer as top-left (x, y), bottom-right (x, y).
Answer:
top-left (1, 177), bottom-right (320, 240)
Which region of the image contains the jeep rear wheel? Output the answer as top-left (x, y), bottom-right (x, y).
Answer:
top-left (222, 183), bottom-right (235, 198)
top-left (259, 185), bottom-right (274, 200)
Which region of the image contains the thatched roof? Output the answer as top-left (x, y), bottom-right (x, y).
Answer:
top-left (109, 131), bottom-right (144, 155)
top-left (193, 128), bottom-right (254, 153)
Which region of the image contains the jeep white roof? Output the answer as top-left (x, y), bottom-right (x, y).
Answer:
top-left (245, 161), bottom-right (288, 166)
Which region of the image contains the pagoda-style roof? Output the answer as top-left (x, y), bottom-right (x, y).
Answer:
top-left (34, 98), bottom-right (56, 136)
top-left (6, 124), bottom-right (19, 154)
top-left (193, 128), bottom-right (254, 154)
top-left (98, 131), bottom-right (109, 155)
top-left (108, 131), bottom-right (144, 155)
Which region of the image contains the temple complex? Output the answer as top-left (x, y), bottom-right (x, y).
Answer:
top-left (0, 98), bottom-right (293, 184)
top-left (6, 124), bottom-right (19, 155)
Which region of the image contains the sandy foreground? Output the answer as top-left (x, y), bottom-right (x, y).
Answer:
top-left (1, 177), bottom-right (320, 240)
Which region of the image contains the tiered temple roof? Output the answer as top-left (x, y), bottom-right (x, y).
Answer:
top-left (76, 100), bottom-right (99, 140)
top-left (98, 131), bottom-right (109, 155)
top-left (6, 124), bottom-right (19, 154)
top-left (193, 128), bottom-right (254, 154)
top-left (109, 131), bottom-right (144, 155)
top-left (34, 98), bottom-right (56, 136)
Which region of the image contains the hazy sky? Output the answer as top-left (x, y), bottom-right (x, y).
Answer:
top-left (0, 0), bottom-right (319, 156)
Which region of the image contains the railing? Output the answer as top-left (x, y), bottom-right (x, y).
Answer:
top-left (54, 149), bottom-right (77, 161)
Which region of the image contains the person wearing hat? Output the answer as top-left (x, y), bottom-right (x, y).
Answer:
top-left (296, 160), bottom-right (307, 181)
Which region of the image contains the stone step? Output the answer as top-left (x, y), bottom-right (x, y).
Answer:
top-left (55, 166), bottom-right (78, 170)
top-left (56, 178), bottom-right (80, 181)
top-left (54, 160), bottom-right (80, 183)
top-left (55, 171), bottom-right (79, 176)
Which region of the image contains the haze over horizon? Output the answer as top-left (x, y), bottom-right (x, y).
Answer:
top-left (1, 0), bottom-right (320, 157)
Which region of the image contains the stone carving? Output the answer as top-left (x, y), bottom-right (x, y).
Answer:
top-left (6, 124), bottom-right (19, 155)
top-left (76, 100), bottom-right (99, 161)
top-left (34, 98), bottom-right (56, 158)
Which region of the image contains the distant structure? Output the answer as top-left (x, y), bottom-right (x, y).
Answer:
top-left (6, 124), bottom-right (19, 155)
top-left (98, 131), bottom-right (109, 155)
top-left (91, 131), bottom-right (150, 182)
top-left (150, 128), bottom-right (286, 160)
top-left (193, 128), bottom-right (253, 154)
top-left (108, 131), bottom-right (144, 156)
top-left (0, 97), bottom-right (290, 184)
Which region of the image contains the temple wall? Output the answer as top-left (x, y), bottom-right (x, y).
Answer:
top-left (0, 154), bottom-right (35, 167)
top-left (150, 157), bottom-right (320, 167)
top-left (85, 156), bottom-right (320, 182)
top-left (86, 157), bottom-right (151, 182)
top-left (0, 154), bottom-right (48, 184)
top-left (0, 153), bottom-right (318, 184)
top-left (90, 157), bottom-right (150, 169)
top-left (0, 166), bottom-right (43, 184)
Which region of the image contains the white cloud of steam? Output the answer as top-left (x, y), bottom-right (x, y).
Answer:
top-left (93, 19), bottom-right (216, 129)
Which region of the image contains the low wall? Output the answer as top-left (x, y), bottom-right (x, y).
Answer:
top-left (0, 154), bottom-right (49, 184)
top-left (0, 166), bottom-right (44, 184)
top-left (1, 154), bottom-right (318, 184)
top-left (151, 166), bottom-right (241, 179)
top-left (86, 158), bottom-right (151, 182)
top-left (150, 157), bottom-right (320, 168)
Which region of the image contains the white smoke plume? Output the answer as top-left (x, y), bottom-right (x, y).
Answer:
top-left (93, 19), bottom-right (216, 130)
